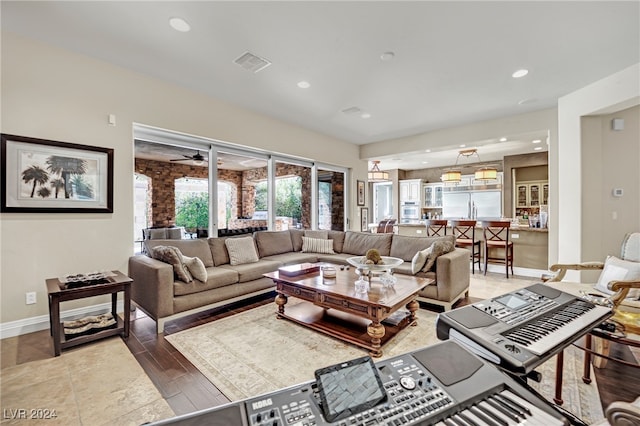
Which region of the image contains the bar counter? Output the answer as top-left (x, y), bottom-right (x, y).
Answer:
top-left (395, 222), bottom-right (548, 271)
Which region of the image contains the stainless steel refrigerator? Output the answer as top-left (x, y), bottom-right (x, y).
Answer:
top-left (442, 190), bottom-right (502, 220)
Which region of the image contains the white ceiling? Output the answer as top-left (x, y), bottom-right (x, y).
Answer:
top-left (3, 1), bottom-right (638, 171)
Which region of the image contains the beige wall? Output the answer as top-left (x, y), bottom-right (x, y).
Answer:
top-left (580, 105), bottom-right (640, 282)
top-left (554, 63), bottom-right (640, 281)
top-left (0, 32), bottom-right (363, 327)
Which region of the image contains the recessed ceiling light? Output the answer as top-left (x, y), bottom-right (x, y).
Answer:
top-left (499, 137), bottom-right (507, 142)
top-left (380, 51), bottom-right (395, 61)
top-left (361, 113), bottom-right (371, 119)
top-left (534, 146), bottom-right (543, 151)
top-left (169, 17), bottom-right (191, 32)
top-left (422, 161), bottom-right (428, 164)
top-left (460, 144), bottom-right (466, 148)
top-left (425, 149), bottom-right (431, 153)
top-left (297, 81), bottom-right (310, 89)
top-left (512, 69), bottom-right (529, 78)
top-left (532, 139), bottom-right (542, 144)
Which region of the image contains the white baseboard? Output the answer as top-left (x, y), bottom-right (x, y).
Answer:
top-left (0, 301), bottom-right (125, 339)
top-left (483, 264), bottom-right (547, 279)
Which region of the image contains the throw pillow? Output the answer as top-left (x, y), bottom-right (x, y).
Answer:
top-left (304, 230), bottom-right (329, 240)
top-left (411, 247), bottom-right (432, 275)
top-left (152, 245), bottom-right (193, 283)
top-left (594, 255), bottom-right (640, 298)
top-left (301, 236), bottom-right (335, 254)
top-left (422, 239), bottom-right (455, 272)
top-left (183, 256), bottom-right (207, 282)
top-left (225, 236), bottom-right (259, 266)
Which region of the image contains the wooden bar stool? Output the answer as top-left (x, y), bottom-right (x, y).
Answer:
top-left (482, 220), bottom-right (514, 278)
top-left (376, 218), bottom-right (396, 233)
top-left (451, 220), bottom-right (481, 274)
top-left (425, 219), bottom-right (448, 236)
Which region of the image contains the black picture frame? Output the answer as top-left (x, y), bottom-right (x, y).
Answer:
top-left (360, 207), bottom-right (369, 232)
top-left (1, 134), bottom-right (114, 213)
top-left (357, 180), bottom-right (365, 206)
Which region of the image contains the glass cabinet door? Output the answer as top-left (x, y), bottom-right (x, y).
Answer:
top-left (424, 186), bottom-right (433, 207)
top-left (542, 184), bottom-right (549, 205)
top-left (529, 184), bottom-right (540, 206)
top-left (434, 186), bottom-right (443, 207)
top-left (517, 185), bottom-right (528, 207)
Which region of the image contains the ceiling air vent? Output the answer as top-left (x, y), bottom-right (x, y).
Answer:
top-left (233, 51), bottom-right (272, 73)
top-left (341, 106), bottom-right (362, 115)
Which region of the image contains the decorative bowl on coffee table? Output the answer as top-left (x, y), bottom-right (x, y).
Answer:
top-left (346, 256), bottom-right (403, 287)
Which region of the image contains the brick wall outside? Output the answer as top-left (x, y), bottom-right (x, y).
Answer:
top-left (134, 159), bottom-right (326, 230)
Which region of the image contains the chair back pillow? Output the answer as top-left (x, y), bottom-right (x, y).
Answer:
top-left (594, 255), bottom-right (640, 298)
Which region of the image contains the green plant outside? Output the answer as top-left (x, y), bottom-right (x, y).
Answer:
top-left (175, 192), bottom-right (209, 229)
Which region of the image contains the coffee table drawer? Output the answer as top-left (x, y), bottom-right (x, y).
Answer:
top-left (277, 282), bottom-right (317, 303)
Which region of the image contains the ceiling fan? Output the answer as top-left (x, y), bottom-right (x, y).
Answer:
top-left (169, 150), bottom-right (208, 165)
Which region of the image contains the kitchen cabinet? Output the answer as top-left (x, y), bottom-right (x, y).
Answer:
top-left (423, 183), bottom-right (443, 208)
top-left (514, 180), bottom-right (548, 215)
top-left (400, 179), bottom-right (422, 203)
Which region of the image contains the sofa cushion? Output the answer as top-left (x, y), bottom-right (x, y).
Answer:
top-left (390, 235), bottom-right (454, 262)
top-left (255, 230), bottom-right (294, 257)
top-left (302, 237), bottom-right (335, 254)
top-left (145, 239), bottom-right (214, 267)
top-left (261, 252), bottom-right (319, 265)
top-left (225, 236), bottom-right (259, 265)
top-left (173, 267), bottom-right (239, 296)
top-left (305, 229), bottom-right (328, 239)
top-left (422, 238), bottom-right (456, 272)
top-left (594, 255), bottom-right (640, 298)
top-left (411, 248), bottom-right (430, 274)
top-left (183, 256), bottom-right (207, 282)
top-left (342, 231), bottom-right (392, 256)
top-left (220, 259), bottom-right (281, 283)
top-left (153, 245), bottom-right (193, 283)
top-left (290, 229), bottom-right (304, 251)
top-left (328, 230), bottom-right (345, 253)
top-left (208, 237), bottom-right (230, 266)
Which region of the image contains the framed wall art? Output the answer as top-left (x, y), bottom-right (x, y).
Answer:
top-left (360, 207), bottom-right (368, 232)
top-left (357, 180), bottom-right (365, 206)
top-left (1, 134), bottom-right (114, 213)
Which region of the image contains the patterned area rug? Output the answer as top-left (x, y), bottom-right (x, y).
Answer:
top-left (166, 301), bottom-right (604, 424)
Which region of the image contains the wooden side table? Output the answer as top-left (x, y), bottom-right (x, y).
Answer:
top-left (46, 270), bottom-right (132, 356)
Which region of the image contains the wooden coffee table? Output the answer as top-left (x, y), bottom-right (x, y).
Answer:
top-left (264, 263), bottom-right (432, 357)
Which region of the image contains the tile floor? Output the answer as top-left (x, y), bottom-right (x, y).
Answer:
top-left (1, 338), bottom-right (173, 425)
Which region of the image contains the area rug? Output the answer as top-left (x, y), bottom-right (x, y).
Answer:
top-left (166, 301), bottom-right (604, 424)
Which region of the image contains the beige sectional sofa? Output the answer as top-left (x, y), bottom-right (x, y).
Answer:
top-left (128, 230), bottom-right (470, 332)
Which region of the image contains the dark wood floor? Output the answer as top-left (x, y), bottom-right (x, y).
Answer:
top-left (122, 292), bottom-right (640, 419)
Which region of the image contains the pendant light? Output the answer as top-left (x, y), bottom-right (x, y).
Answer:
top-left (368, 160), bottom-right (389, 182)
top-left (441, 149), bottom-right (498, 183)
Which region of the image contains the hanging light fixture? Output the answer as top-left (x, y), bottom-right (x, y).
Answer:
top-left (368, 160), bottom-right (389, 182)
top-left (474, 166), bottom-right (498, 181)
top-left (441, 149), bottom-right (498, 183)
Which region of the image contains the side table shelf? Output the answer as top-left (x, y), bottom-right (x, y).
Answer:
top-left (46, 270), bottom-right (132, 356)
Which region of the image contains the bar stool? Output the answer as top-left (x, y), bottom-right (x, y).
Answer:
top-left (482, 220), bottom-right (514, 278)
top-left (425, 219), bottom-right (448, 236)
top-left (451, 220), bottom-right (481, 274)
top-left (376, 218), bottom-right (396, 234)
